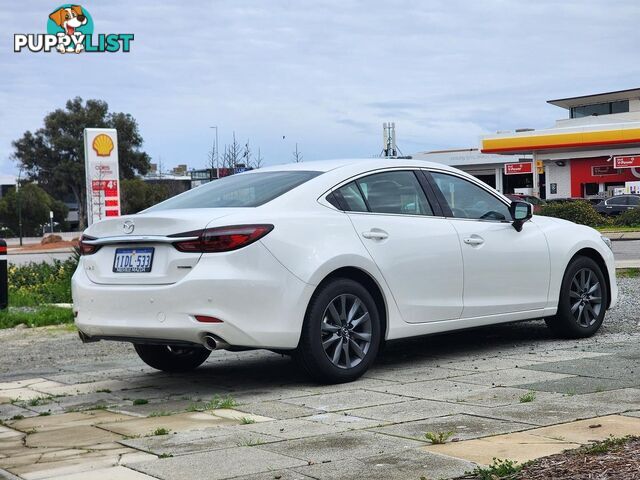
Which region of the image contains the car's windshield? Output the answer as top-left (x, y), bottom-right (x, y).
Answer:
top-left (146, 170), bottom-right (322, 210)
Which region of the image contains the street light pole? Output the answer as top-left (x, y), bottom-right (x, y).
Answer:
top-left (210, 126), bottom-right (219, 180)
top-left (16, 165), bottom-right (23, 247)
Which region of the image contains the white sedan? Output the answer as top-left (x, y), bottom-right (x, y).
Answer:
top-left (72, 159), bottom-right (617, 383)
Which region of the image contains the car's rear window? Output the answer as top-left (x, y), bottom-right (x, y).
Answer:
top-left (146, 171), bottom-right (322, 210)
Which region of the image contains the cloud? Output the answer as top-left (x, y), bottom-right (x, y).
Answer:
top-left (1, 0), bottom-right (639, 174)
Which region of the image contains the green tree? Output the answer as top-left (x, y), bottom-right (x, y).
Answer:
top-left (11, 98), bottom-right (150, 229)
top-left (0, 183), bottom-right (69, 236)
top-left (121, 178), bottom-right (171, 214)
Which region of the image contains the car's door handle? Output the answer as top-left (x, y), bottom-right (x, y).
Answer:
top-left (463, 236), bottom-right (484, 246)
top-left (362, 230), bottom-right (389, 240)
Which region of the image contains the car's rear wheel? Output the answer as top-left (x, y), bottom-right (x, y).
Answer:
top-left (296, 277), bottom-right (381, 383)
top-left (545, 256), bottom-right (608, 338)
top-left (134, 344), bottom-right (211, 372)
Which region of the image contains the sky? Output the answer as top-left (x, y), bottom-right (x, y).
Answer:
top-left (1, 0), bottom-right (640, 175)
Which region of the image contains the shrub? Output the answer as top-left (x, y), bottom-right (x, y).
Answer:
top-left (614, 208), bottom-right (640, 227)
top-left (8, 256), bottom-right (78, 306)
top-left (538, 201), bottom-right (610, 227)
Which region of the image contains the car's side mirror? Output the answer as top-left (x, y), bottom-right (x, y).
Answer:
top-left (509, 201), bottom-right (533, 232)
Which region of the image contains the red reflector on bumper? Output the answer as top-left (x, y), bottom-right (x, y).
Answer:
top-left (195, 315), bottom-right (223, 323)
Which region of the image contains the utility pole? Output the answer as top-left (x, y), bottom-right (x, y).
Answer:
top-left (16, 166), bottom-right (23, 247)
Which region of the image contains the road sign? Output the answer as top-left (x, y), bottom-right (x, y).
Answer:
top-left (504, 162), bottom-right (533, 175)
top-left (83, 128), bottom-right (120, 225)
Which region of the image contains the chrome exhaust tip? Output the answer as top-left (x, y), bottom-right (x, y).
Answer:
top-left (203, 335), bottom-right (218, 351)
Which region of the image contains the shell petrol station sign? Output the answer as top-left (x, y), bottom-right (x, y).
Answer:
top-left (83, 128), bottom-right (120, 226)
top-left (504, 162), bottom-right (533, 175)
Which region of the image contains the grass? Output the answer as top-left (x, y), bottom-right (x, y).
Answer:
top-left (0, 258), bottom-right (77, 330)
top-left (466, 458), bottom-right (521, 480)
top-left (191, 395), bottom-right (238, 411)
top-left (205, 395), bottom-right (237, 410)
top-left (10, 415), bottom-right (24, 421)
top-left (424, 430), bottom-right (455, 444)
top-left (618, 268), bottom-right (640, 278)
top-left (151, 427), bottom-right (171, 436)
top-left (582, 435), bottom-right (634, 454)
top-left (0, 305), bottom-right (74, 329)
top-left (26, 396), bottom-right (51, 407)
top-left (597, 225), bottom-right (640, 233)
top-left (519, 391), bottom-right (536, 403)
top-left (158, 453), bottom-right (173, 459)
top-left (240, 417), bottom-right (256, 425)
top-left (96, 389), bottom-right (112, 393)
top-left (148, 411), bottom-right (171, 417)
top-left (132, 399), bottom-right (149, 405)
top-left (38, 411), bottom-right (51, 416)
top-left (236, 437), bottom-right (265, 447)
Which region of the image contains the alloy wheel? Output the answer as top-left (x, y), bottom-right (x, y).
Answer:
top-left (321, 293), bottom-right (372, 369)
top-left (569, 268), bottom-right (602, 328)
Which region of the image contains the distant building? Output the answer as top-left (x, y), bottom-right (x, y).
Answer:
top-left (0, 174), bottom-right (16, 198)
top-left (415, 87), bottom-right (640, 199)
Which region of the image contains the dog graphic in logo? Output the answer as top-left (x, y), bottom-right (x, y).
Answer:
top-left (48, 5), bottom-right (87, 53)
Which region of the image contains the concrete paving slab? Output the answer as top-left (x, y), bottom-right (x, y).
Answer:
top-left (440, 356), bottom-right (543, 372)
top-left (304, 412), bottom-right (386, 429)
top-left (522, 355), bottom-right (640, 380)
top-left (52, 466), bottom-right (158, 480)
top-left (26, 425), bottom-right (123, 448)
top-left (53, 392), bottom-right (124, 412)
top-left (453, 368), bottom-right (576, 387)
top-left (528, 415), bottom-right (640, 443)
top-left (295, 447), bottom-right (475, 480)
top-left (0, 389), bottom-right (50, 404)
top-left (282, 389), bottom-right (408, 412)
top-left (363, 366), bottom-right (467, 383)
top-left (426, 431), bottom-right (580, 465)
top-left (121, 427), bottom-right (281, 456)
top-left (230, 470), bottom-right (313, 480)
top-left (446, 386), bottom-right (564, 408)
top-left (368, 379), bottom-right (491, 402)
top-left (516, 375), bottom-right (640, 395)
top-left (505, 350), bottom-right (612, 363)
top-left (472, 396), bottom-right (622, 427)
top-left (0, 379), bottom-right (50, 390)
top-left (9, 411), bottom-right (136, 433)
top-left (12, 452), bottom-right (129, 480)
top-left (239, 418), bottom-right (351, 440)
top-left (345, 398), bottom-right (470, 423)
top-left (132, 446), bottom-right (308, 480)
top-left (372, 413), bottom-right (532, 442)
top-left (257, 430), bottom-right (424, 463)
top-left (0, 403), bottom-right (36, 421)
top-left (99, 412), bottom-right (238, 437)
top-left (238, 400), bottom-right (319, 420)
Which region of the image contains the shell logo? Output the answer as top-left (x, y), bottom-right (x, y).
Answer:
top-left (92, 133), bottom-right (114, 157)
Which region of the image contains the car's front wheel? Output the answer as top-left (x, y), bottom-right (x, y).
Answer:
top-left (545, 256), bottom-right (608, 338)
top-left (134, 344), bottom-right (211, 372)
top-left (296, 277), bottom-right (381, 384)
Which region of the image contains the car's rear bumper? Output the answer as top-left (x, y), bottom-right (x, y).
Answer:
top-left (72, 242), bottom-right (314, 349)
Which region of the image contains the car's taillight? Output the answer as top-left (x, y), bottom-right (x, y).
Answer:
top-left (172, 225), bottom-right (274, 253)
top-left (79, 235), bottom-right (100, 255)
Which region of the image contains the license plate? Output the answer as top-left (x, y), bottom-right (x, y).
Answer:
top-left (113, 248), bottom-right (154, 273)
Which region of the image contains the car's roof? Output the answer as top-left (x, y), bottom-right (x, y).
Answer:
top-left (255, 158), bottom-right (456, 174)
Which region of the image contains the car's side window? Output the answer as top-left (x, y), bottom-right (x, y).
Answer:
top-left (335, 181), bottom-right (368, 212)
top-left (628, 196), bottom-right (640, 206)
top-left (430, 172), bottom-right (511, 221)
top-left (356, 171), bottom-right (433, 215)
top-left (608, 197), bottom-right (627, 206)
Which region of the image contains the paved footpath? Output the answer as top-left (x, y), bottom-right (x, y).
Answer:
top-left (0, 278), bottom-right (639, 480)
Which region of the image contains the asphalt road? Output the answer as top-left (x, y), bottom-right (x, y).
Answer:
top-left (612, 239), bottom-right (640, 261)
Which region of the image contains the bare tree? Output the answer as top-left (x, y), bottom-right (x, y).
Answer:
top-left (253, 148), bottom-right (264, 169)
top-left (224, 132), bottom-right (242, 170)
top-left (292, 143), bottom-right (303, 163)
top-left (242, 139), bottom-right (252, 168)
top-left (207, 141), bottom-right (217, 179)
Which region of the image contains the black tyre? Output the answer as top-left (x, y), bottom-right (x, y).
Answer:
top-left (545, 256), bottom-right (608, 339)
top-left (134, 344), bottom-right (211, 372)
top-left (295, 278), bottom-right (381, 384)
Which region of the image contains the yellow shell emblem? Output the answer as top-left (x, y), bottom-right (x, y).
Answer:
top-left (92, 134), bottom-right (114, 157)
